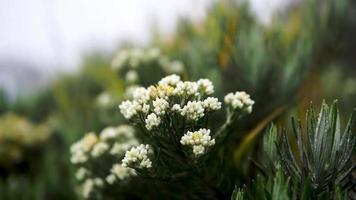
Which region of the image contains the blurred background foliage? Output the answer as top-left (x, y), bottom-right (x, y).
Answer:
top-left (0, 0), bottom-right (355, 199)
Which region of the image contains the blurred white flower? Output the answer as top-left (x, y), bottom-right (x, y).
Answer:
top-left (70, 133), bottom-right (98, 164)
top-left (224, 91), bottom-right (254, 113)
top-left (110, 163), bottom-right (136, 182)
top-left (76, 167), bottom-right (88, 181)
top-left (91, 142), bottom-right (109, 157)
top-left (125, 70), bottom-right (139, 84)
top-left (82, 179), bottom-right (95, 199)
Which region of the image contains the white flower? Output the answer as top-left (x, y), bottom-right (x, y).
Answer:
top-left (132, 87), bottom-right (150, 103)
top-left (93, 178), bottom-right (104, 187)
top-left (110, 163), bottom-right (136, 182)
top-left (181, 101), bottom-right (205, 121)
top-left (168, 61), bottom-right (184, 73)
top-left (106, 174), bottom-right (116, 185)
top-left (121, 144), bottom-right (152, 169)
top-left (97, 92), bottom-right (112, 107)
top-left (158, 74), bottom-right (181, 86)
top-left (193, 145), bottom-right (205, 156)
top-left (91, 142), bottom-right (109, 157)
top-left (125, 70), bottom-right (139, 84)
top-left (145, 113), bottom-right (161, 130)
top-left (203, 97), bottom-right (222, 111)
top-left (76, 167), bottom-right (88, 181)
top-left (173, 81), bottom-right (198, 96)
top-left (70, 133), bottom-right (98, 164)
top-left (100, 125), bottom-right (136, 141)
top-left (82, 179), bottom-right (95, 198)
top-left (124, 85), bottom-right (140, 99)
top-left (100, 127), bottom-right (118, 140)
top-left (153, 98), bottom-right (169, 115)
top-left (171, 104), bottom-right (182, 112)
top-left (119, 100), bottom-right (138, 119)
top-left (119, 100), bottom-right (149, 119)
top-left (197, 79), bottom-right (214, 95)
top-left (110, 140), bottom-right (139, 156)
top-left (224, 91), bottom-right (254, 113)
top-left (180, 128), bottom-right (215, 157)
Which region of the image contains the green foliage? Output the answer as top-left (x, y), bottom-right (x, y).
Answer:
top-left (276, 101), bottom-right (355, 198)
top-left (231, 170), bottom-right (290, 200)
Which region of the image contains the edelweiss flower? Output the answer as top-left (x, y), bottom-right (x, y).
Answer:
top-left (153, 98), bottom-right (169, 115)
top-left (173, 81), bottom-right (198, 96)
top-left (121, 144), bottom-right (152, 169)
top-left (108, 163), bottom-right (136, 183)
top-left (224, 91), bottom-right (254, 113)
top-left (91, 142), bottom-right (109, 157)
top-left (180, 128), bottom-right (215, 156)
top-left (70, 133), bottom-right (98, 164)
top-left (180, 101), bottom-right (205, 121)
top-left (145, 113), bottom-right (161, 130)
top-left (203, 97), bottom-right (222, 111)
top-left (158, 74), bottom-right (181, 86)
top-left (119, 100), bottom-right (149, 119)
top-left (197, 79), bottom-right (214, 95)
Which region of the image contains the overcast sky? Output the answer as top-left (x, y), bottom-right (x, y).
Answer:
top-left (0, 0), bottom-right (290, 99)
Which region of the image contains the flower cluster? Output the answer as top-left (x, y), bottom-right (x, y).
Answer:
top-left (121, 144), bottom-right (152, 169)
top-left (224, 91), bottom-right (255, 114)
top-left (180, 128), bottom-right (215, 157)
top-left (70, 125), bottom-right (139, 198)
top-left (118, 75), bottom-right (222, 133)
top-left (111, 48), bottom-right (184, 87)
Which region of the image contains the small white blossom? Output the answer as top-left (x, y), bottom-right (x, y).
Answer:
top-left (76, 167), bottom-right (88, 181)
top-left (132, 87), bottom-right (150, 103)
top-left (203, 97), bottom-right (222, 111)
top-left (224, 91), bottom-right (254, 113)
top-left (124, 85), bottom-right (140, 99)
top-left (82, 179), bottom-right (95, 199)
top-left (122, 144), bottom-right (152, 169)
top-left (171, 104), bottom-right (182, 112)
top-left (158, 74), bottom-right (181, 86)
top-left (125, 70), bottom-right (139, 84)
top-left (110, 163), bottom-right (136, 182)
top-left (119, 101), bottom-right (138, 119)
top-left (153, 98), bottom-right (169, 115)
top-left (106, 174), bottom-right (117, 185)
top-left (110, 140), bottom-right (139, 156)
top-left (119, 100), bottom-right (149, 119)
top-left (93, 178), bottom-right (104, 187)
top-left (70, 133), bottom-right (98, 164)
top-left (173, 81), bottom-right (198, 96)
top-left (100, 127), bottom-right (118, 140)
top-left (145, 113), bottom-right (161, 130)
top-left (97, 92), bottom-right (113, 107)
top-left (193, 145), bottom-right (205, 156)
top-left (180, 128), bottom-right (215, 157)
top-left (168, 61), bottom-right (184, 73)
top-left (91, 142), bottom-right (109, 157)
top-left (197, 79), bottom-right (214, 95)
top-left (181, 101), bottom-right (205, 121)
